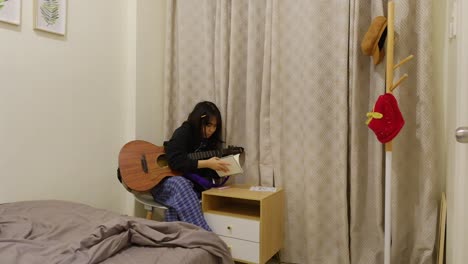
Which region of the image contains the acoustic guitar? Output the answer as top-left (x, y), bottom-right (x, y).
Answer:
top-left (118, 140), bottom-right (244, 192)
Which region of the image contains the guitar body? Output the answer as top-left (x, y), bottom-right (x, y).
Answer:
top-left (119, 140), bottom-right (178, 192)
top-left (119, 140), bottom-right (244, 192)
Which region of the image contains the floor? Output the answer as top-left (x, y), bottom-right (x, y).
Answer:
top-left (234, 261), bottom-right (279, 264)
top-left (234, 256), bottom-right (280, 264)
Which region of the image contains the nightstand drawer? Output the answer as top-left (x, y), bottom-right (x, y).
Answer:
top-left (219, 235), bottom-right (260, 263)
top-left (204, 213), bottom-right (260, 242)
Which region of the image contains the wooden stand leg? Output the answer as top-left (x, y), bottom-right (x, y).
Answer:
top-left (146, 210), bottom-right (153, 220)
top-left (384, 2), bottom-right (395, 264)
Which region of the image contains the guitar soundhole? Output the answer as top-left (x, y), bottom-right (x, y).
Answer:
top-left (156, 154), bottom-right (169, 168)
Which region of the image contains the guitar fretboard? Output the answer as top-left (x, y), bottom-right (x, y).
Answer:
top-left (188, 150), bottom-right (222, 160)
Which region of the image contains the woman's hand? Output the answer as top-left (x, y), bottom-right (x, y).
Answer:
top-left (198, 157), bottom-right (230, 172)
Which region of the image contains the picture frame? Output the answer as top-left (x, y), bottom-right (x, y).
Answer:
top-left (34, 0), bottom-right (67, 35)
top-left (0, 0), bottom-right (22, 25)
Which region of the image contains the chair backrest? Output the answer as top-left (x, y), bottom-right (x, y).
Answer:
top-left (117, 168), bottom-right (167, 209)
top-left (133, 192), bottom-right (168, 210)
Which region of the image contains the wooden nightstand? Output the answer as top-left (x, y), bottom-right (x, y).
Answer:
top-left (202, 185), bottom-right (284, 264)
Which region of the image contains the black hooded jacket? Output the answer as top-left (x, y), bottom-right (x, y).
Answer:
top-left (164, 122), bottom-right (219, 179)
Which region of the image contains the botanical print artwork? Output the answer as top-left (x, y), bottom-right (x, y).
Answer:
top-left (40, 0), bottom-right (59, 26)
top-left (35, 0), bottom-right (66, 35)
top-left (0, 0), bottom-right (20, 25)
top-left (0, 0), bottom-right (8, 11)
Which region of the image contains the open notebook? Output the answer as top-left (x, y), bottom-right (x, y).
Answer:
top-left (216, 154), bottom-right (243, 177)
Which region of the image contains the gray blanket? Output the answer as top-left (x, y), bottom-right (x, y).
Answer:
top-left (0, 200), bottom-right (233, 264)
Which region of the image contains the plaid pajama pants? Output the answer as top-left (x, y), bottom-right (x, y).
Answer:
top-left (150, 176), bottom-right (212, 231)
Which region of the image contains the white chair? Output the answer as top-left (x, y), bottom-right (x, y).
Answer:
top-left (117, 169), bottom-right (168, 220)
top-left (133, 192), bottom-right (168, 220)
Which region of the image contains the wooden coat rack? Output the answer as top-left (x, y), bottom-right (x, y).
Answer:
top-left (383, 2), bottom-right (414, 264)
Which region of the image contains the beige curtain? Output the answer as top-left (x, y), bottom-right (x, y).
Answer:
top-left (163, 0), bottom-right (272, 185)
top-left (163, 0), bottom-right (439, 263)
top-left (268, 1), bottom-right (351, 263)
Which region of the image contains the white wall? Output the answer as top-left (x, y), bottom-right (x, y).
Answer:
top-left (433, 0), bottom-right (460, 263)
top-left (126, 0), bottom-right (167, 217)
top-left (0, 0), bottom-right (166, 215)
top-left (136, 1), bottom-right (166, 144)
top-left (441, 1), bottom-right (466, 263)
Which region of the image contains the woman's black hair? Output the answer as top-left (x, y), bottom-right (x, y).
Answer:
top-left (187, 101), bottom-right (223, 149)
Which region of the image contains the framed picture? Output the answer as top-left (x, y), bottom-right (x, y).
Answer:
top-left (34, 0), bottom-right (67, 35)
top-left (0, 0), bottom-right (21, 25)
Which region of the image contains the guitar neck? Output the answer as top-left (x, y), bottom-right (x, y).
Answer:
top-left (187, 150), bottom-right (223, 160)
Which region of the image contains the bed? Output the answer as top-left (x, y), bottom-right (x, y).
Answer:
top-left (0, 200), bottom-right (233, 264)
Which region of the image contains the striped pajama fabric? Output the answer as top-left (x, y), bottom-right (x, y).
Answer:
top-left (150, 176), bottom-right (212, 231)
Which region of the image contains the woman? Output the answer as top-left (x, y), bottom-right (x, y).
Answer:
top-left (150, 101), bottom-right (230, 231)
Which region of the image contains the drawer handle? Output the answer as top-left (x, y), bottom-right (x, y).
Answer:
top-left (227, 225), bottom-right (232, 230)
